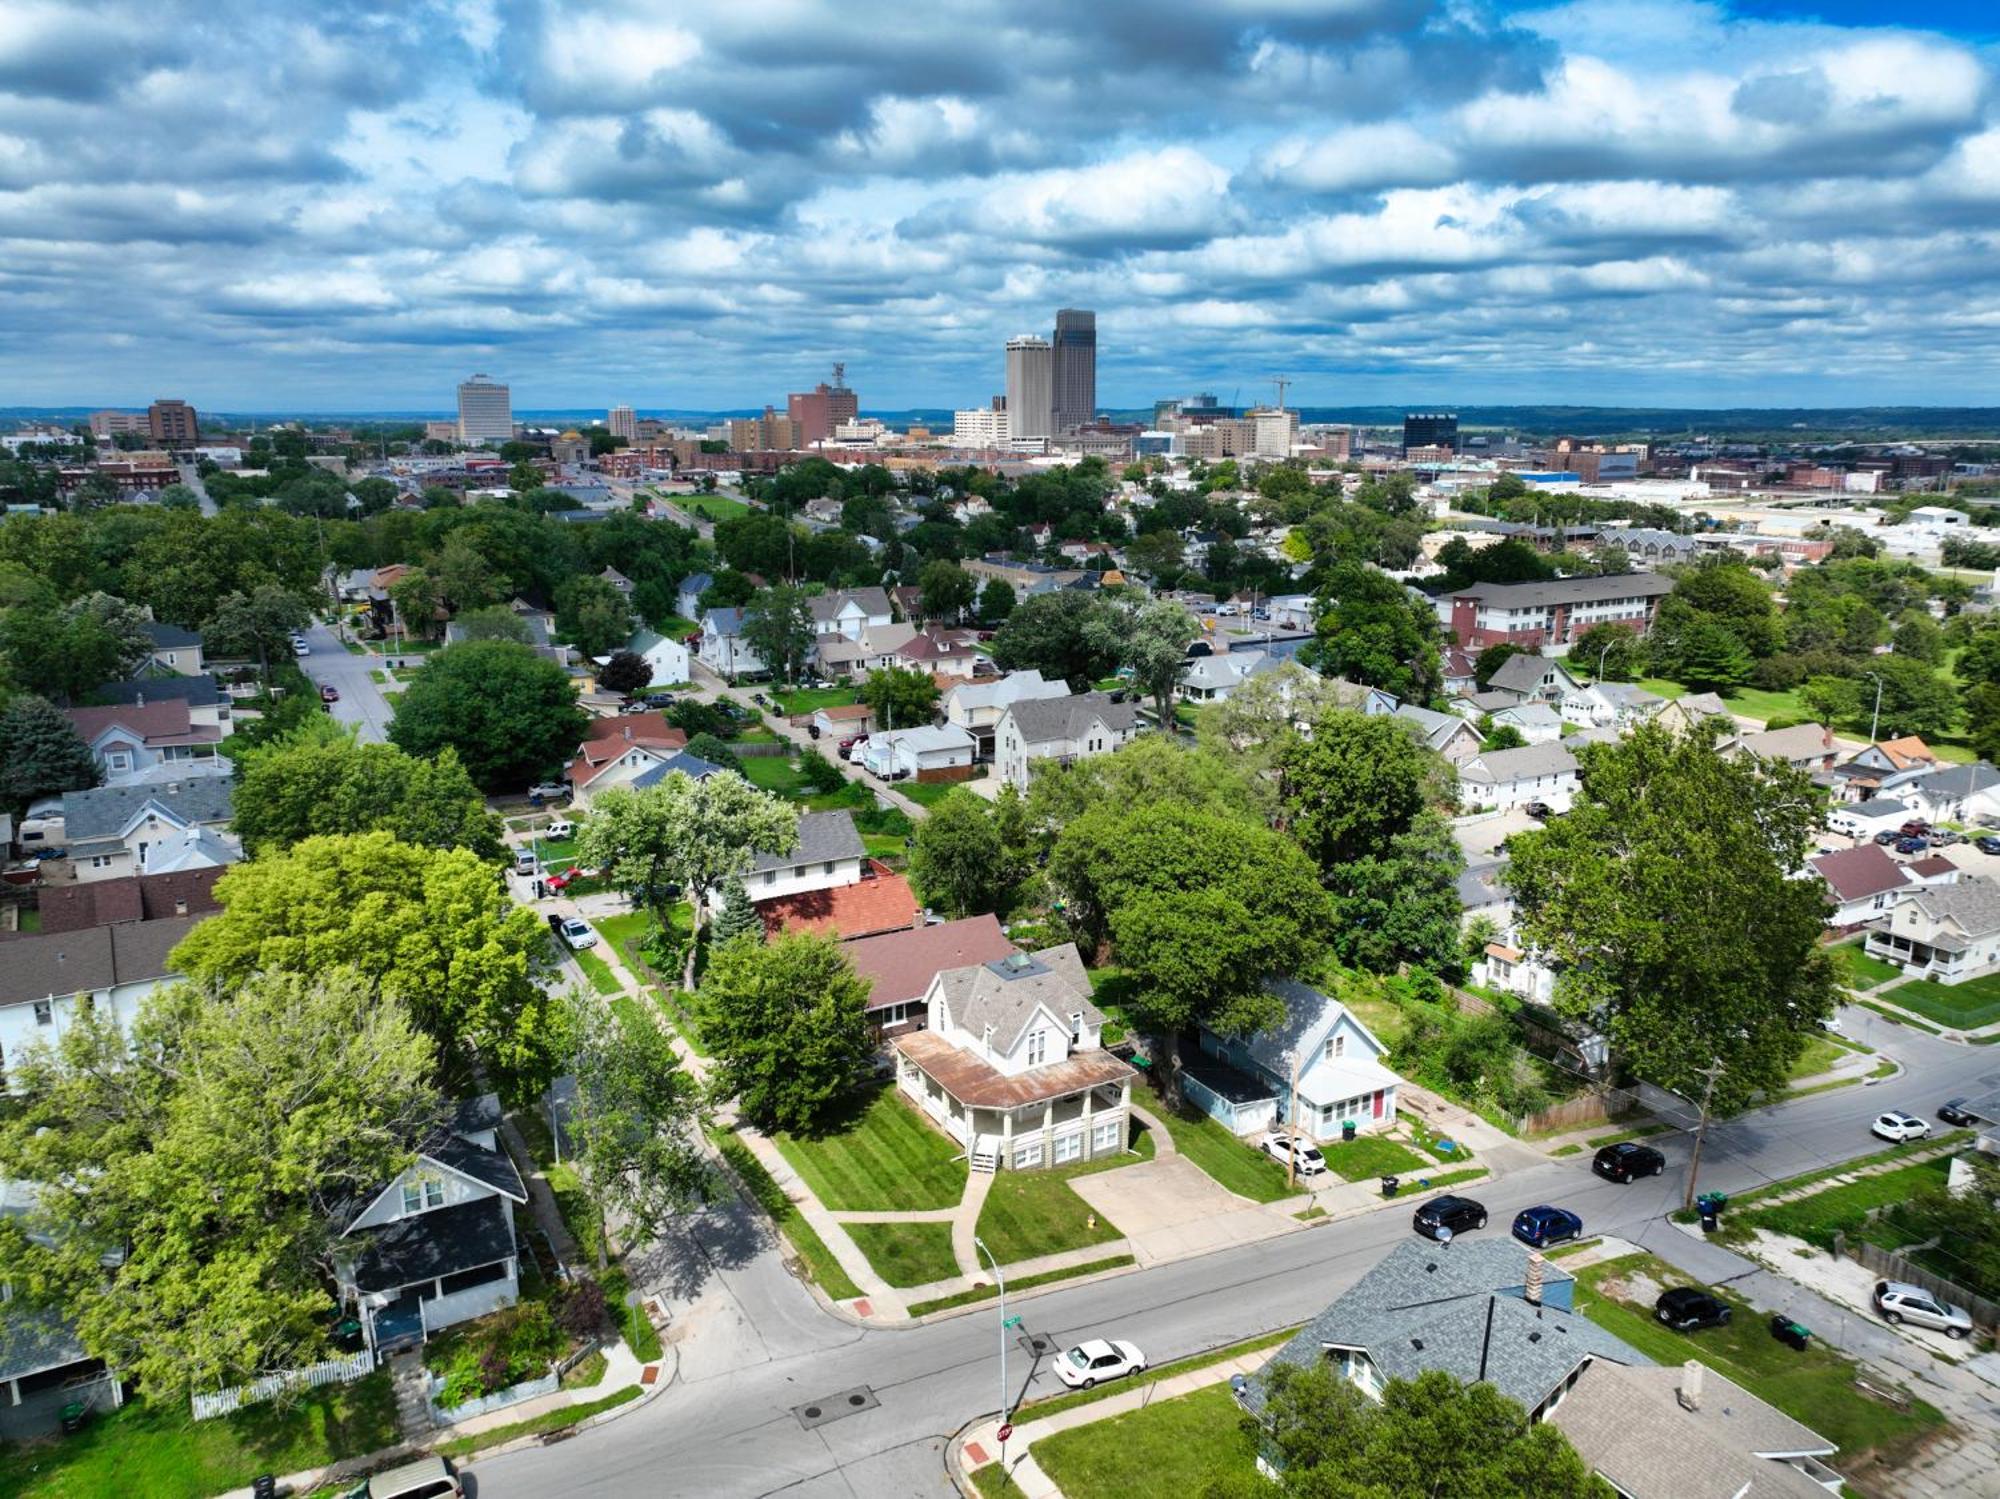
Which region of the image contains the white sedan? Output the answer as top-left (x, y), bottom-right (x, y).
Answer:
top-left (1261, 1134), bottom-right (1328, 1176)
top-left (558, 917), bottom-right (598, 951)
top-left (1053, 1339), bottom-right (1145, 1390)
top-left (1870, 1110), bottom-right (1930, 1143)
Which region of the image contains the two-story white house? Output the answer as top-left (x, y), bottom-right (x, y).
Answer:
top-left (1900, 763), bottom-right (2000, 827)
top-left (60, 778), bottom-right (240, 884)
top-left (1865, 876), bottom-right (2000, 986)
top-left (676, 572), bottom-right (714, 622)
top-left (617, 627), bottom-right (691, 688)
top-left (943, 670), bottom-right (1070, 760)
top-left (747, 809), bottom-right (866, 904)
top-left (1189, 978), bottom-right (1404, 1143)
top-left (1458, 743), bottom-right (1580, 813)
top-left (0, 914), bottom-right (201, 1087)
top-left (1559, 681), bottom-right (1664, 730)
top-left (333, 1094), bottom-right (530, 1358)
top-left (808, 587), bottom-right (893, 642)
top-left (993, 691), bottom-right (1142, 791)
top-left (697, 607), bottom-right (767, 679)
top-left (893, 943), bottom-right (1135, 1172)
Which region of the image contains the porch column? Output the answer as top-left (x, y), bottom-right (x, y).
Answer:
top-left (1043, 1101), bottom-right (1054, 1154)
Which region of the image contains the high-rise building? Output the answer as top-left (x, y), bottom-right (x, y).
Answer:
top-left (608, 406), bottom-right (637, 442)
top-left (1402, 412), bottom-right (1458, 457)
top-left (1249, 407), bottom-right (1300, 459)
top-left (457, 375), bottom-right (513, 447)
top-left (728, 407), bottom-right (800, 453)
top-left (89, 410), bottom-right (148, 439)
top-left (953, 409), bottom-right (1010, 447)
top-left (787, 367), bottom-right (859, 448)
top-left (1004, 335), bottom-right (1053, 440)
top-left (1051, 309), bottom-right (1096, 432)
top-left (147, 399), bottom-right (198, 444)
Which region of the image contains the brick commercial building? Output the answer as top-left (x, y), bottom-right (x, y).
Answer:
top-left (1447, 573), bottom-right (1676, 653)
top-left (787, 373), bottom-right (858, 448)
top-left (147, 399), bottom-right (198, 444)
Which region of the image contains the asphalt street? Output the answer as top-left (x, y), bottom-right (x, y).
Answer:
top-left (294, 619), bottom-right (396, 743)
top-left (463, 1006), bottom-right (2000, 1499)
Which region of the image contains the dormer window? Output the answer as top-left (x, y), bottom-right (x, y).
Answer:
top-left (1070, 1011), bottom-right (1083, 1040)
top-left (1026, 1029), bottom-right (1048, 1067)
top-left (1324, 1032), bottom-right (1345, 1061)
top-left (401, 1175), bottom-right (444, 1216)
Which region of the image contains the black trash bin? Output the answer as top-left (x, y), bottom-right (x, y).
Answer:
top-left (1381, 1175), bottom-right (1400, 1198)
top-left (252, 1476), bottom-right (278, 1499)
top-left (1342, 1120), bottom-right (1357, 1143)
top-left (58, 1401), bottom-right (86, 1435)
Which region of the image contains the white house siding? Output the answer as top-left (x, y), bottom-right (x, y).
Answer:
top-left (641, 637), bottom-right (690, 685)
top-left (0, 980), bottom-right (158, 1087)
top-left (749, 852), bottom-right (863, 903)
top-left (419, 1263), bottom-right (520, 1337)
top-left (348, 1159), bottom-right (503, 1234)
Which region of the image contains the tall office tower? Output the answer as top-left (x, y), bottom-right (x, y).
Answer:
top-left (146, 399), bottom-right (198, 443)
top-left (1051, 309), bottom-right (1096, 431)
top-left (1402, 412), bottom-right (1458, 457)
top-left (1004, 335), bottom-right (1053, 440)
top-left (1250, 407), bottom-right (1300, 459)
top-left (457, 374), bottom-right (514, 446)
top-left (608, 405), bottom-right (637, 442)
top-left (788, 364), bottom-right (859, 448)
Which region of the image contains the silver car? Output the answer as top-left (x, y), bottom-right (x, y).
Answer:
top-left (1874, 1280), bottom-right (1974, 1339)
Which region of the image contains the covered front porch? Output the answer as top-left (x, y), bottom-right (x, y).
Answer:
top-left (892, 1030), bottom-right (1135, 1173)
top-left (1865, 926), bottom-right (1994, 986)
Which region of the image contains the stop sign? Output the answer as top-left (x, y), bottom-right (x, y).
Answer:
top-left (997, 1423), bottom-right (1014, 1442)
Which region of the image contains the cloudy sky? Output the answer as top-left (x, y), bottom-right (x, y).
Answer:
top-left (2, 0), bottom-right (1997, 413)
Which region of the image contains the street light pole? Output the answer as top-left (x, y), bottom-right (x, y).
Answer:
top-left (1865, 671), bottom-right (1884, 743)
top-left (974, 1235), bottom-right (1011, 1461)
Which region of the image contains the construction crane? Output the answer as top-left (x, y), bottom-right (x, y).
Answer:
top-left (1272, 376), bottom-right (1290, 411)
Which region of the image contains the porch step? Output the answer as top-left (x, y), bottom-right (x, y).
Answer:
top-left (388, 1350), bottom-right (434, 1440)
top-left (970, 1149), bottom-right (998, 1174)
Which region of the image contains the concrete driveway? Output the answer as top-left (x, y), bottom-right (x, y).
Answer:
top-left (1068, 1156), bottom-right (1298, 1265)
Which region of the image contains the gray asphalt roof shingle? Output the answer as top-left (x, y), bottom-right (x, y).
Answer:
top-left (751, 809), bottom-right (861, 873)
top-left (0, 915), bottom-right (202, 1007)
top-left (61, 777), bottom-right (234, 842)
top-left (1462, 743), bottom-right (1579, 783)
top-left (1002, 691), bottom-right (1142, 745)
top-left (936, 943), bottom-right (1102, 1054)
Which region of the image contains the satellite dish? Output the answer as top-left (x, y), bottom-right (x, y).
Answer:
top-left (1436, 1226), bottom-right (1454, 1246)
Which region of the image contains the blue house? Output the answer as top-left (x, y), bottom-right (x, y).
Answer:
top-left (1188, 978), bottom-right (1403, 1143)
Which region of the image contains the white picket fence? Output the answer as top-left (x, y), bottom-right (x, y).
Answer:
top-left (191, 1349), bottom-right (376, 1421)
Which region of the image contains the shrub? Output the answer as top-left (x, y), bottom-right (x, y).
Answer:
top-left (556, 1277), bottom-right (611, 1339)
top-left (798, 747), bottom-right (845, 794)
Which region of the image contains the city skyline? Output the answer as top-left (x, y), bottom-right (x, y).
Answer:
top-left (1, 1), bottom-right (1998, 410)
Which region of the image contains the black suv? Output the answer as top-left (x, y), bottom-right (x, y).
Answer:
top-left (1655, 1287), bottom-right (1731, 1332)
top-left (1412, 1195), bottom-right (1488, 1240)
top-left (1593, 1141), bottom-right (1666, 1183)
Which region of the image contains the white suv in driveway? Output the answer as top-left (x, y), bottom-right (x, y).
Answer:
top-left (1874, 1280), bottom-right (1974, 1339)
top-left (1261, 1134), bottom-right (1328, 1177)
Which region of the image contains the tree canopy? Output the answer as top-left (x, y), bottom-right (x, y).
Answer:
top-left (911, 789), bottom-right (1007, 918)
top-left (388, 639), bottom-right (589, 793)
top-left (1301, 561), bottom-right (1442, 702)
top-left (858, 664), bottom-right (941, 731)
top-left (695, 932), bottom-right (874, 1133)
top-left (0, 693), bottom-right (100, 807)
top-left (990, 591), bottom-right (1121, 690)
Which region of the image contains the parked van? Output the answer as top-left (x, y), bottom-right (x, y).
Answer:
top-left (514, 849), bottom-right (538, 877)
top-left (349, 1456), bottom-right (463, 1499)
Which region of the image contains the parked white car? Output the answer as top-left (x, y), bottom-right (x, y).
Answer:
top-left (528, 782), bottom-right (569, 800)
top-left (1261, 1134), bottom-right (1328, 1176)
top-left (558, 917), bottom-right (598, 950)
top-left (1870, 1110), bottom-right (1930, 1143)
top-left (1873, 1280), bottom-right (1973, 1339)
top-left (545, 819), bottom-right (574, 840)
top-left (1053, 1339), bottom-right (1145, 1390)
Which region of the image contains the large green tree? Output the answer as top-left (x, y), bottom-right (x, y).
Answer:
top-left (1207, 1362), bottom-right (1610, 1499)
top-left (172, 831), bottom-right (560, 1088)
top-left (917, 559), bottom-right (976, 623)
top-left (389, 640), bottom-right (589, 792)
top-left (695, 932), bottom-right (873, 1133)
top-left (911, 789), bottom-right (1007, 917)
top-left (1087, 596), bottom-right (1200, 726)
top-left (1301, 561), bottom-right (1441, 702)
top-left (989, 591), bottom-right (1120, 690)
top-left (859, 664), bottom-right (941, 731)
top-left (0, 694), bottom-right (100, 806)
top-left (0, 969), bottom-right (440, 1397)
top-left (740, 583), bottom-right (816, 684)
top-left (1505, 722), bottom-right (1838, 1203)
top-left (559, 993), bottom-right (708, 1270)
top-left (555, 574), bottom-right (633, 659)
top-left (203, 584), bottom-right (313, 675)
top-left (232, 719), bottom-right (501, 858)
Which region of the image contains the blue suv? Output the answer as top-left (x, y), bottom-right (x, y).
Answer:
top-left (1511, 1204), bottom-right (1584, 1248)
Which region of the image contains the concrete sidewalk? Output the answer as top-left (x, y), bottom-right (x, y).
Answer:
top-left (732, 1124), bottom-right (909, 1318)
top-left (956, 1344), bottom-right (1280, 1498)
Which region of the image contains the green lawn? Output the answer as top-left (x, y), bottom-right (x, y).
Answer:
top-left (1742, 1157), bottom-right (1953, 1250)
top-left (740, 755), bottom-right (815, 797)
top-left (1827, 941), bottom-right (1904, 990)
top-left (1636, 677), bottom-right (1809, 727)
top-left (1785, 1033), bottom-right (1847, 1083)
top-left (709, 1129), bottom-right (865, 1301)
top-left (676, 493), bottom-right (751, 522)
top-left (901, 778), bottom-right (980, 810)
top-left (1131, 1078), bottom-right (1295, 1203)
top-left (768, 685), bottom-right (861, 716)
top-left (1030, 1383), bottom-right (1257, 1499)
top-left (771, 1087), bottom-right (968, 1212)
top-left (0, 1376), bottom-right (398, 1499)
top-left (974, 1151), bottom-right (1131, 1265)
top-left (572, 944), bottom-right (624, 996)
top-left (1882, 973), bottom-right (2000, 1029)
top-left (1574, 1255), bottom-right (1943, 1463)
top-left (907, 1255), bottom-right (1135, 1316)
top-left (844, 1221), bottom-right (961, 1288)
top-left (1321, 1133), bottom-right (1427, 1182)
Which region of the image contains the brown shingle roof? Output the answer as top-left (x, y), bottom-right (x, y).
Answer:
top-left (841, 914), bottom-right (1014, 1012)
top-left (892, 1028), bottom-right (1134, 1108)
top-left (30, 869), bottom-right (223, 936)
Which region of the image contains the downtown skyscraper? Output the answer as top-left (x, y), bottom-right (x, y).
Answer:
top-left (1052, 308), bottom-right (1096, 431)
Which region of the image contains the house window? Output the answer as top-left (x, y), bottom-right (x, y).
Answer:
top-left (764, 870), bottom-right (776, 886)
top-left (1070, 1011), bottom-right (1083, 1040)
top-left (823, 861), bottom-right (834, 875)
top-left (401, 1176), bottom-right (445, 1216)
top-left (438, 1260), bottom-right (509, 1297)
top-left (33, 1000), bottom-right (53, 1027)
top-left (1324, 1032), bottom-right (1345, 1061)
top-left (1014, 1140), bottom-right (1043, 1169)
top-left (106, 752), bottom-right (132, 774)
top-left (1026, 1029), bottom-right (1049, 1067)
top-left (1092, 1119), bottom-right (1122, 1153)
top-left (1054, 1131), bottom-right (1082, 1164)
top-left (89, 855), bottom-right (114, 869)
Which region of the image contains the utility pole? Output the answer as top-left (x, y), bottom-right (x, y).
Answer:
top-left (1287, 1052), bottom-right (1302, 1190)
top-left (1865, 671), bottom-right (1884, 743)
top-left (1682, 1057), bottom-right (1729, 1212)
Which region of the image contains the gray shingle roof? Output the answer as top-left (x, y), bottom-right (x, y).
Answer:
top-left (1250, 1238), bottom-right (1648, 1417)
top-left (143, 620), bottom-right (203, 649)
top-left (630, 751), bottom-right (724, 789)
top-left (425, 1134), bottom-right (527, 1203)
top-left (0, 915), bottom-right (202, 1007)
top-left (62, 777), bottom-right (234, 841)
top-left (1899, 877), bottom-right (2000, 939)
top-left (1486, 654), bottom-right (1575, 695)
top-left (751, 809), bottom-right (860, 872)
top-left (808, 587), bottom-right (891, 622)
top-left (88, 673), bottom-right (225, 709)
top-left (1462, 743), bottom-right (1579, 783)
top-left (343, 1196), bottom-right (516, 1295)
top-left (1449, 573), bottom-right (1676, 608)
top-left (1395, 703), bottom-right (1476, 753)
top-left (1912, 763), bottom-right (2000, 800)
top-left (1003, 691), bottom-right (1141, 745)
top-left (936, 943), bottom-right (1101, 1053)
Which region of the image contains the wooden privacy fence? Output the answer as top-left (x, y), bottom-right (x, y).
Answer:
top-left (192, 1348), bottom-right (375, 1421)
top-left (1515, 1088), bottom-right (1635, 1137)
top-left (1834, 1232), bottom-right (2000, 1333)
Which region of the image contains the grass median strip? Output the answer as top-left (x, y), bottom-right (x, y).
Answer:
top-left (1015, 1326), bottom-right (1299, 1423)
top-left (908, 1255), bottom-right (1136, 1316)
top-left (436, 1385), bottom-right (642, 1458)
top-left (573, 946), bottom-right (624, 997)
top-left (1856, 999), bottom-right (1941, 1034)
top-left (709, 1128), bottom-right (865, 1301)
